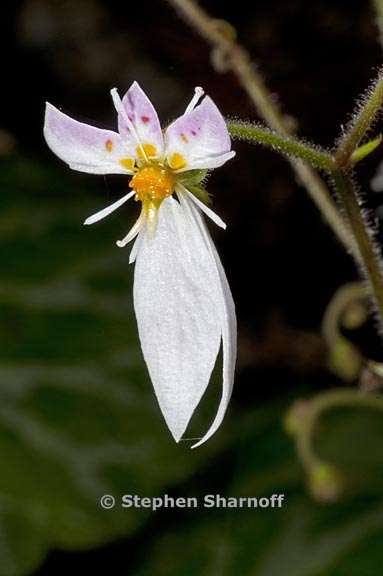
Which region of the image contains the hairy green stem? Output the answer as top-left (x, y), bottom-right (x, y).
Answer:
top-left (165, 0), bottom-right (354, 255)
top-left (227, 121), bottom-right (363, 264)
top-left (332, 171), bottom-right (383, 328)
top-left (167, 0), bottom-right (383, 329)
top-left (336, 67), bottom-right (383, 168)
top-left (228, 122), bottom-right (383, 320)
top-left (228, 121), bottom-right (335, 172)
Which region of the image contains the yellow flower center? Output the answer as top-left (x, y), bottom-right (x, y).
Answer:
top-left (129, 165), bottom-right (175, 202)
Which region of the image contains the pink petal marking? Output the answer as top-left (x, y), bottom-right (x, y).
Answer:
top-left (165, 96), bottom-right (235, 171)
top-left (117, 81), bottom-right (164, 156)
top-left (44, 103), bottom-right (135, 175)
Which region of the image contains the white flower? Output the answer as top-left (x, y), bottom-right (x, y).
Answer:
top-left (43, 82), bottom-right (237, 448)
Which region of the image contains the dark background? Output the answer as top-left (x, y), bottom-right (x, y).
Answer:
top-left (1, 0), bottom-right (383, 575)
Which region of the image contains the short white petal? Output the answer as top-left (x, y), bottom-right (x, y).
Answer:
top-left (165, 96), bottom-right (235, 171)
top-left (44, 103), bottom-right (135, 175)
top-left (178, 193), bottom-right (237, 449)
top-left (133, 197), bottom-right (223, 442)
top-left (129, 233), bottom-right (144, 264)
top-left (178, 150), bottom-right (236, 171)
top-left (84, 190), bottom-right (135, 225)
top-left (117, 82), bottom-right (164, 157)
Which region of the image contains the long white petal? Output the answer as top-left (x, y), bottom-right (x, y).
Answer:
top-left (133, 197), bottom-right (223, 442)
top-left (178, 193), bottom-right (237, 449)
top-left (129, 233), bottom-right (144, 264)
top-left (177, 184), bottom-right (227, 229)
top-left (84, 190), bottom-right (136, 225)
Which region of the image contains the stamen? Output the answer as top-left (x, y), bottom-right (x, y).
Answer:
top-left (110, 88), bottom-right (149, 163)
top-left (184, 87), bottom-right (204, 114)
top-left (116, 214), bottom-right (144, 247)
top-left (129, 233), bottom-right (143, 263)
top-left (84, 190), bottom-right (136, 225)
top-left (130, 166), bottom-right (174, 201)
top-left (177, 184), bottom-right (226, 229)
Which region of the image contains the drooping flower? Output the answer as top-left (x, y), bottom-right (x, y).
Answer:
top-left (43, 82), bottom-right (237, 448)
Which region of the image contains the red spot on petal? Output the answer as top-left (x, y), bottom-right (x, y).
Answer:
top-left (141, 115), bottom-right (150, 124)
top-left (105, 139), bottom-right (113, 152)
top-left (180, 133), bottom-right (189, 143)
top-left (191, 130), bottom-right (197, 136)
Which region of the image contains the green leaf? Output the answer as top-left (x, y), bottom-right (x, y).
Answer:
top-left (350, 134), bottom-right (382, 164)
top-left (135, 402), bottom-right (383, 576)
top-left (3, 156), bottom-right (383, 576)
top-left (0, 157), bottom-right (225, 575)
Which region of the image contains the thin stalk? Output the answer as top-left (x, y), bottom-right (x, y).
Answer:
top-left (321, 281), bottom-right (369, 345)
top-left (228, 121), bottom-right (335, 172)
top-left (293, 389), bottom-right (383, 473)
top-left (332, 65), bottom-right (383, 330)
top-left (332, 171), bottom-right (383, 329)
top-left (167, 0), bottom-right (383, 323)
top-left (165, 0), bottom-right (354, 255)
top-left (288, 389), bottom-right (383, 501)
top-left (309, 388), bottom-right (383, 421)
top-left (335, 67), bottom-right (383, 168)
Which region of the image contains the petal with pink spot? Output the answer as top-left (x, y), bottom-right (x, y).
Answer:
top-left (44, 103), bottom-right (135, 175)
top-left (165, 96), bottom-right (235, 171)
top-left (118, 82), bottom-right (164, 158)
